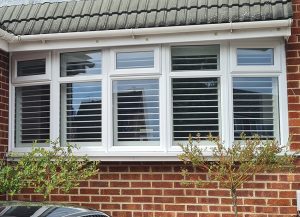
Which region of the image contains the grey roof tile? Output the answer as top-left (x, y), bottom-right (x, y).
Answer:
top-left (0, 0), bottom-right (293, 36)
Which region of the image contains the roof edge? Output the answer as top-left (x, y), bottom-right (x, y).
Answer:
top-left (0, 26), bottom-right (17, 42)
top-left (12, 19), bottom-right (292, 43)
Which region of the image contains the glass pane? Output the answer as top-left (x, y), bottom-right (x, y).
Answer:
top-left (116, 51), bottom-right (154, 69)
top-left (171, 45), bottom-right (220, 71)
top-left (113, 79), bottom-right (159, 146)
top-left (15, 85), bottom-right (50, 147)
top-left (237, 48), bottom-right (274, 65)
top-left (172, 77), bottom-right (220, 143)
top-left (233, 77), bottom-right (279, 140)
top-left (60, 50), bottom-right (102, 77)
top-left (60, 82), bottom-right (102, 145)
top-left (17, 59), bottom-right (46, 76)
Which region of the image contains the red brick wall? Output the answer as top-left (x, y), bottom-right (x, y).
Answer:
top-left (0, 49), bottom-right (9, 157)
top-left (0, 49), bottom-right (9, 201)
top-left (12, 162), bottom-right (300, 217)
top-left (288, 0), bottom-right (300, 150)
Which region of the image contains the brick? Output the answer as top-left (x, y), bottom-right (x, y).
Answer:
top-left (50, 195), bottom-right (69, 202)
top-left (154, 197), bottom-right (174, 203)
top-left (111, 196), bottom-right (131, 203)
top-left (91, 196), bottom-right (110, 202)
top-left (267, 199), bottom-right (291, 206)
top-left (175, 197), bottom-right (196, 203)
top-left (80, 188), bottom-right (99, 194)
top-left (122, 204), bottom-right (142, 210)
top-left (165, 205), bottom-right (185, 211)
top-left (244, 199), bottom-right (266, 206)
top-left (70, 195), bottom-right (90, 202)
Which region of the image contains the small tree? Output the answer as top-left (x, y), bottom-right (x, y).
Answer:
top-left (0, 141), bottom-right (99, 200)
top-left (178, 134), bottom-right (296, 217)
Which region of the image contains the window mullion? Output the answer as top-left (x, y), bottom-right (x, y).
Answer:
top-left (50, 51), bottom-right (60, 145)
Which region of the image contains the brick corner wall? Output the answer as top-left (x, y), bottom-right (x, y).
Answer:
top-left (287, 0), bottom-right (300, 150)
top-left (0, 49), bottom-right (9, 158)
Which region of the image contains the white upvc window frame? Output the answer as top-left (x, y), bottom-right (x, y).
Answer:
top-left (11, 51), bottom-right (51, 84)
top-left (228, 39), bottom-right (289, 147)
top-left (165, 42), bottom-right (229, 153)
top-left (54, 48), bottom-right (106, 152)
top-left (230, 40), bottom-right (281, 73)
top-left (107, 45), bottom-right (165, 153)
top-left (9, 38), bottom-right (289, 159)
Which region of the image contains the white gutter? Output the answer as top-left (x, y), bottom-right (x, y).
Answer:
top-left (14, 19), bottom-right (292, 42)
top-left (0, 28), bottom-right (17, 42)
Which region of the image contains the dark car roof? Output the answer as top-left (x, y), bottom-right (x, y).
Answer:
top-left (0, 202), bottom-right (110, 217)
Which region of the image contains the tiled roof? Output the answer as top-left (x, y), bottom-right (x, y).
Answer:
top-left (0, 0), bottom-right (293, 36)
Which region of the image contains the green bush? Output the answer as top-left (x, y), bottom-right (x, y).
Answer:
top-left (0, 141), bottom-right (99, 199)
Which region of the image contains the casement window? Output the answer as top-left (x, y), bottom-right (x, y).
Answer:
top-left (59, 50), bottom-right (103, 146)
top-left (10, 39), bottom-right (288, 157)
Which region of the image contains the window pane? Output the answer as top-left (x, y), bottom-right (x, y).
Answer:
top-left (15, 85), bottom-right (50, 147)
top-left (233, 77), bottom-right (279, 140)
top-left (172, 78), bottom-right (220, 142)
top-left (113, 79), bottom-right (159, 146)
top-left (237, 48), bottom-right (274, 65)
top-left (171, 45), bottom-right (220, 71)
top-left (61, 82), bottom-right (102, 145)
top-left (60, 50), bottom-right (102, 77)
top-left (116, 51), bottom-right (154, 69)
top-left (17, 59), bottom-right (46, 76)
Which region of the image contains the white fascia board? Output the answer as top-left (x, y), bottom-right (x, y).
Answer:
top-left (17, 19), bottom-right (292, 42)
top-left (9, 25), bottom-right (291, 52)
top-left (0, 38), bottom-right (8, 52)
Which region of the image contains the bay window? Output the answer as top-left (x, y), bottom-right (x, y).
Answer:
top-left (10, 39), bottom-right (288, 156)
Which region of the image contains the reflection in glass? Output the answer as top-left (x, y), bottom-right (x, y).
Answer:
top-left (60, 50), bottom-right (101, 77)
top-left (113, 79), bottom-right (159, 146)
top-left (233, 77), bottom-right (279, 140)
top-left (171, 45), bottom-right (220, 71)
top-left (116, 51), bottom-right (154, 69)
top-left (237, 48), bottom-right (274, 65)
top-left (172, 77), bottom-right (220, 142)
top-left (61, 82), bottom-right (101, 144)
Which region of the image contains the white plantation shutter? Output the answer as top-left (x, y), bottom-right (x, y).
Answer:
top-left (233, 77), bottom-right (279, 140)
top-left (171, 45), bottom-right (220, 71)
top-left (172, 78), bottom-right (220, 141)
top-left (15, 85), bottom-right (50, 146)
top-left (113, 79), bottom-right (160, 146)
top-left (61, 82), bottom-right (102, 144)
